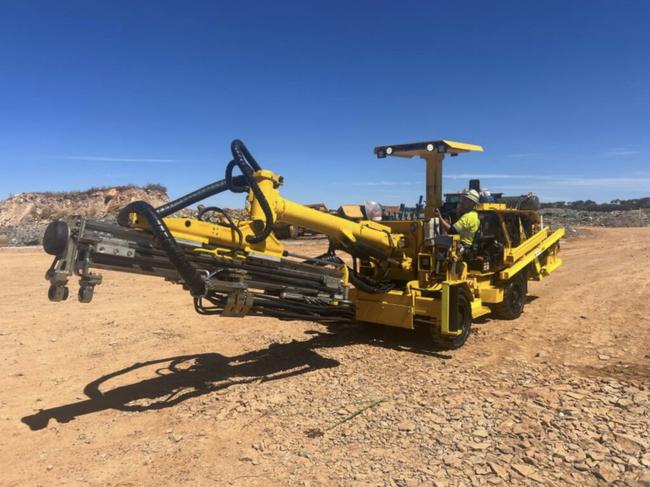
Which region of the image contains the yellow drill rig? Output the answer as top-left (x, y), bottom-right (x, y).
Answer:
top-left (43, 139), bottom-right (564, 349)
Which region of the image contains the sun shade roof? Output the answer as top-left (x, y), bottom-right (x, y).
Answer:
top-left (374, 140), bottom-right (484, 159)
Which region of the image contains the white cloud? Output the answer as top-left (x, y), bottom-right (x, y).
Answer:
top-left (604, 149), bottom-right (640, 156)
top-left (443, 173), bottom-right (555, 180)
top-left (333, 174), bottom-right (650, 204)
top-left (552, 177), bottom-right (650, 188)
top-left (333, 180), bottom-right (420, 187)
top-left (53, 155), bottom-right (177, 163)
top-left (503, 153), bottom-right (540, 158)
top-left (339, 175), bottom-right (650, 190)
top-left (334, 174), bottom-right (552, 186)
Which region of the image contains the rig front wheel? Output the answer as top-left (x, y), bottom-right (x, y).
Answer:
top-left (429, 291), bottom-right (472, 350)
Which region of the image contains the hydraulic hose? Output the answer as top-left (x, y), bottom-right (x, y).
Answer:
top-left (308, 244), bottom-right (394, 294)
top-left (154, 139), bottom-right (272, 244)
top-left (348, 269), bottom-right (395, 294)
top-left (229, 140), bottom-right (274, 244)
top-left (197, 206), bottom-right (244, 252)
top-left (117, 201), bottom-right (206, 297)
top-left (225, 160), bottom-right (249, 193)
top-left (155, 175), bottom-right (247, 217)
top-left (233, 139), bottom-right (261, 171)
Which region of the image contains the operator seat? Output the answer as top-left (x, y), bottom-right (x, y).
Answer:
top-left (466, 212), bottom-right (504, 272)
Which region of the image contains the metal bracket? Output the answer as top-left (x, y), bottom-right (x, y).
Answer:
top-left (44, 224), bottom-right (79, 301)
top-left (94, 239), bottom-right (136, 258)
top-left (222, 290), bottom-right (254, 317)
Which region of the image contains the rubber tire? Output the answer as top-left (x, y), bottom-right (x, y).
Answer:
top-left (78, 286), bottom-right (94, 303)
top-left (430, 290), bottom-right (472, 350)
top-left (491, 274), bottom-right (526, 320)
top-left (48, 285), bottom-right (69, 302)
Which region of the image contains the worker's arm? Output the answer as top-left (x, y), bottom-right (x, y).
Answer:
top-left (434, 209), bottom-right (456, 234)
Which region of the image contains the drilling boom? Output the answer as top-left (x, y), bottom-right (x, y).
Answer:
top-left (42, 138), bottom-right (564, 350)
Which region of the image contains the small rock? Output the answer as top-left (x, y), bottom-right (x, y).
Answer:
top-left (638, 471), bottom-right (650, 486)
top-left (593, 463), bottom-right (618, 484)
top-left (633, 391), bottom-right (649, 405)
top-left (616, 398), bottom-right (633, 408)
top-left (614, 433), bottom-right (646, 454)
top-left (46, 465), bottom-right (53, 471)
top-left (586, 449), bottom-right (606, 462)
top-left (397, 420), bottom-right (415, 432)
top-left (511, 463), bottom-right (536, 479)
top-left (468, 442), bottom-right (491, 451)
top-left (598, 354), bottom-right (610, 361)
top-left (473, 428), bottom-right (489, 438)
top-left (239, 448), bottom-right (259, 463)
top-left (627, 456), bottom-right (640, 468)
top-left (488, 462), bottom-right (508, 479)
top-left (641, 453), bottom-right (650, 468)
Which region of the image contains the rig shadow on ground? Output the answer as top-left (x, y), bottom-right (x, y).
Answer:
top-left (21, 323), bottom-right (451, 431)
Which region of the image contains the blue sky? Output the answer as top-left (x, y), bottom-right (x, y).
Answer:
top-left (0, 1), bottom-right (648, 208)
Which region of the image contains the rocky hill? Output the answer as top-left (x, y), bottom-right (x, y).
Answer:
top-left (542, 207), bottom-right (650, 238)
top-left (538, 197), bottom-right (650, 236)
top-left (0, 185), bottom-right (169, 245)
top-left (0, 184), bottom-right (168, 226)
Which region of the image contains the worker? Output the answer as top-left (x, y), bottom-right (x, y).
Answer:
top-left (435, 189), bottom-right (480, 247)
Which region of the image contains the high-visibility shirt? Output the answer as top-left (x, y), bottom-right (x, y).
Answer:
top-left (453, 210), bottom-right (480, 245)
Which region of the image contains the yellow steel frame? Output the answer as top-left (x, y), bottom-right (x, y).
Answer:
top-left (127, 140), bottom-right (563, 339)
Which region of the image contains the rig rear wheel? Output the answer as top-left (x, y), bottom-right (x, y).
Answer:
top-left (491, 273), bottom-right (527, 320)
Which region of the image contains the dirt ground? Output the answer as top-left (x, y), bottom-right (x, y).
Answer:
top-left (1, 228), bottom-right (649, 486)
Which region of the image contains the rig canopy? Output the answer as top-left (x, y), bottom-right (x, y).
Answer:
top-left (374, 140), bottom-right (484, 159)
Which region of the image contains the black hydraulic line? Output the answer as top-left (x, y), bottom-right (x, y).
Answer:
top-left (155, 175), bottom-right (247, 217)
top-left (347, 268), bottom-right (395, 294)
top-left (342, 239), bottom-right (389, 262)
top-left (195, 288), bottom-right (353, 321)
top-left (148, 139), bottom-right (271, 244)
top-left (235, 140), bottom-right (261, 171)
top-left (225, 160), bottom-right (249, 193)
top-left (304, 253), bottom-right (344, 266)
top-left (305, 244), bottom-right (393, 294)
top-left (229, 140), bottom-right (274, 244)
top-left (117, 201), bottom-right (206, 297)
top-left (302, 241), bottom-right (345, 267)
top-left (242, 261), bottom-right (339, 286)
top-left (152, 139), bottom-right (261, 218)
top-left (197, 206), bottom-right (244, 252)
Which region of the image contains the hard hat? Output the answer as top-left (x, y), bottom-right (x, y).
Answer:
top-left (462, 189), bottom-right (480, 204)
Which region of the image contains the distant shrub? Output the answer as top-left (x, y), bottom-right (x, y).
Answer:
top-left (542, 197), bottom-right (650, 211)
top-left (8, 184), bottom-right (168, 199)
top-left (144, 183), bottom-right (168, 194)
